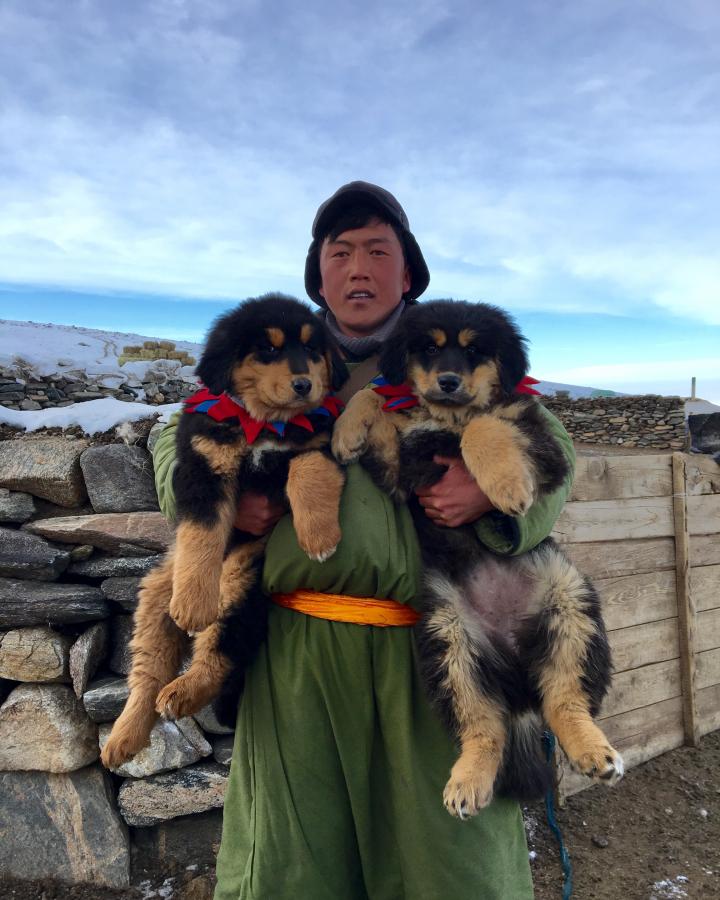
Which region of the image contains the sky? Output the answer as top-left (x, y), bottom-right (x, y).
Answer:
top-left (1, 0), bottom-right (719, 402)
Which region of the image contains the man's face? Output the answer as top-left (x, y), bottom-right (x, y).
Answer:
top-left (318, 219), bottom-right (411, 337)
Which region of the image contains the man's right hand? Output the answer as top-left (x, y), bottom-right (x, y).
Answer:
top-left (234, 492), bottom-right (286, 535)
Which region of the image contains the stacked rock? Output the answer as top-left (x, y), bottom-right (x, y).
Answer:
top-left (0, 428), bottom-right (232, 890)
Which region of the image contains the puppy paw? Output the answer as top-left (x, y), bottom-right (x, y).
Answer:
top-left (296, 523), bottom-right (342, 564)
top-left (442, 761), bottom-right (496, 819)
top-left (100, 729), bottom-right (148, 770)
top-left (156, 676), bottom-right (202, 720)
top-left (568, 743), bottom-right (624, 786)
top-left (169, 592), bottom-right (218, 634)
top-left (331, 427), bottom-right (369, 464)
top-left (484, 469), bottom-right (536, 517)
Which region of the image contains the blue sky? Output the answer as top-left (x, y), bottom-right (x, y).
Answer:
top-left (1, 0), bottom-right (718, 401)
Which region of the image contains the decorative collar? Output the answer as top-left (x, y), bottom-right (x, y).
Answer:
top-left (183, 387), bottom-right (344, 444)
top-left (371, 375), bottom-right (542, 410)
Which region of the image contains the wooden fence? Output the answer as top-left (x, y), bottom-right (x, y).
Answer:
top-left (551, 452), bottom-right (720, 800)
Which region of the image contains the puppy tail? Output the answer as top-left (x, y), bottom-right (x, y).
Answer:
top-left (495, 710), bottom-right (554, 802)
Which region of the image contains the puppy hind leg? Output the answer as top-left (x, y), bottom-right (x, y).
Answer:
top-left (419, 572), bottom-right (508, 818)
top-left (523, 546), bottom-right (624, 785)
top-left (101, 554), bottom-right (186, 768)
top-left (156, 540), bottom-right (264, 720)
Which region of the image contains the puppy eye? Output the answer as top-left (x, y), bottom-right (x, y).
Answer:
top-left (425, 344), bottom-right (440, 355)
top-left (465, 345), bottom-right (479, 357)
top-left (259, 343), bottom-right (279, 356)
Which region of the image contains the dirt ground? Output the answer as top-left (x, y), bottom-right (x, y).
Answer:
top-left (2, 730), bottom-right (718, 899)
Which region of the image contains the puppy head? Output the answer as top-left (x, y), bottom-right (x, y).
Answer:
top-left (196, 293), bottom-right (348, 421)
top-left (379, 300), bottom-right (528, 410)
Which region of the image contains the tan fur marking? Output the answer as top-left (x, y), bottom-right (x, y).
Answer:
top-left (460, 414), bottom-right (536, 515)
top-left (429, 328), bottom-right (447, 347)
top-left (300, 323), bottom-right (314, 344)
top-left (458, 328), bottom-right (477, 348)
top-left (466, 359), bottom-right (500, 408)
top-left (190, 434), bottom-right (247, 477)
top-left (286, 451), bottom-right (344, 561)
top-left (266, 327), bottom-right (285, 348)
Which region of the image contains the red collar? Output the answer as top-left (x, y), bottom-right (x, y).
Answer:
top-left (183, 387), bottom-right (344, 445)
top-left (371, 375), bottom-right (542, 410)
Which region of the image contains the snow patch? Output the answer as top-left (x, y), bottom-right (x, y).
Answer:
top-left (650, 875), bottom-right (689, 899)
top-left (0, 396), bottom-right (181, 434)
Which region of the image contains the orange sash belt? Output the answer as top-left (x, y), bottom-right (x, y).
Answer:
top-left (271, 589), bottom-right (421, 627)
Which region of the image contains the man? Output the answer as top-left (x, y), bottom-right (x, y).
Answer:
top-left (153, 182), bottom-right (574, 898)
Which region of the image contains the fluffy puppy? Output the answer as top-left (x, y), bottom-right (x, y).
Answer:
top-left (101, 293), bottom-right (347, 768)
top-left (333, 299), bottom-right (623, 817)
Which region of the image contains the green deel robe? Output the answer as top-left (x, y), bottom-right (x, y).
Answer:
top-left (152, 399), bottom-right (575, 900)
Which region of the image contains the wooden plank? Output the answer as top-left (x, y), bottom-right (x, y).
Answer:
top-left (696, 648), bottom-right (720, 690)
top-left (685, 454), bottom-right (720, 495)
top-left (697, 608), bottom-right (720, 654)
top-left (692, 565), bottom-right (720, 612)
top-left (552, 496), bottom-right (674, 543)
top-left (691, 534), bottom-right (720, 567)
top-left (600, 658), bottom-right (681, 719)
top-left (558, 696), bottom-right (684, 799)
top-left (609, 619), bottom-right (679, 673)
top-left (697, 683), bottom-right (720, 736)
top-left (570, 454), bottom-right (672, 502)
top-left (562, 537), bottom-right (675, 578)
top-left (597, 570), bottom-right (677, 631)
top-left (688, 494), bottom-right (720, 535)
top-left (673, 452), bottom-right (698, 746)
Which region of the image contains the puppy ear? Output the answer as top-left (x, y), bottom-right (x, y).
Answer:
top-left (196, 312), bottom-right (245, 395)
top-left (378, 328), bottom-right (409, 385)
top-left (496, 331), bottom-right (530, 396)
top-left (325, 339), bottom-right (349, 392)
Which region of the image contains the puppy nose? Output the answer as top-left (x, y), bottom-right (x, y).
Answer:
top-left (437, 374), bottom-right (461, 393)
top-left (292, 378), bottom-right (312, 397)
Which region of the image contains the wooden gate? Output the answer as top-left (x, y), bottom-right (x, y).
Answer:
top-left (551, 452), bottom-right (720, 799)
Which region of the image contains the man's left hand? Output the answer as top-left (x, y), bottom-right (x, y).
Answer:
top-left (415, 455), bottom-right (495, 527)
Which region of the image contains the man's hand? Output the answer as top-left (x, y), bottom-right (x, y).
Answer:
top-left (415, 456), bottom-right (495, 527)
top-left (233, 492), bottom-right (286, 535)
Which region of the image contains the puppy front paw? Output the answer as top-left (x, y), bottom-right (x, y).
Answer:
top-left (484, 468), bottom-right (536, 517)
top-left (296, 522), bottom-right (342, 563)
top-left (331, 425), bottom-right (369, 464)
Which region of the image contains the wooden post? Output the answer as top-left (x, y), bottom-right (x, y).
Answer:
top-left (671, 452), bottom-right (699, 746)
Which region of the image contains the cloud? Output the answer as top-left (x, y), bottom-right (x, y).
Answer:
top-left (0, 0), bottom-right (718, 327)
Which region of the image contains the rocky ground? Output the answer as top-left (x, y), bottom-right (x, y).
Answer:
top-left (0, 730), bottom-right (718, 899)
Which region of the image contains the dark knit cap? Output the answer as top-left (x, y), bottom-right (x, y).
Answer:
top-left (304, 181), bottom-right (430, 307)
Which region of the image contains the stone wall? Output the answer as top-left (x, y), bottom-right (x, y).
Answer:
top-left (0, 363), bottom-right (199, 411)
top-left (541, 394), bottom-right (687, 450)
top-left (0, 426), bottom-right (222, 894)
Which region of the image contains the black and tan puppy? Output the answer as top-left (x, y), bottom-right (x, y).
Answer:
top-left (101, 293), bottom-right (347, 768)
top-left (333, 299), bottom-right (623, 817)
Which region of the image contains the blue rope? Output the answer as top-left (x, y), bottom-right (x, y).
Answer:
top-left (542, 731), bottom-right (573, 899)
